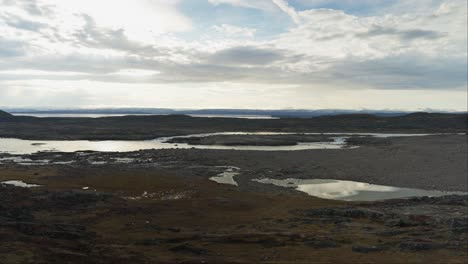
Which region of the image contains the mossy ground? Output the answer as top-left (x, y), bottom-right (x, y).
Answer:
top-left (1, 164), bottom-right (466, 263)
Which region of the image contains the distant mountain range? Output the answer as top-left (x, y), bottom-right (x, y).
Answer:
top-left (4, 108), bottom-right (467, 118)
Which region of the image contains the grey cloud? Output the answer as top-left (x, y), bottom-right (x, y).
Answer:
top-left (2, 0), bottom-right (52, 16)
top-left (154, 63), bottom-right (276, 83)
top-left (330, 54), bottom-right (467, 89)
top-left (0, 48), bottom-right (22, 58)
top-left (0, 0), bottom-right (464, 99)
top-left (72, 15), bottom-right (166, 57)
top-left (0, 86), bottom-right (91, 108)
top-left (207, 46), bottom-right (286, 65)
top-left (0, 37), bottom-right (28, 58)
top-left (1, 47), bottom-right (465, 92)
top-left (4, 14), bottom-right (47, 31)
top-left (315, 33), bottom-right (347, 41)
top-left (0, 13), bottom-right (463, 92)
top-left (0, 53), bottom-right (153, 74)
top-left (22, 1), bottom-right (51, 16)
top-left (358, 26), bottom-right (445, 41)
top-left (398, 29), bottom-right (444, 40)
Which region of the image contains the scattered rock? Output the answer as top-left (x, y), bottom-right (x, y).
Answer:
top-left (134, 239), bottom-right (161, 246)
top-left (399, 241), bottom-right (439, 251)
top-left (304, 239), bottom-right (338, 248)
top-left (168, 227), bottom-right (181, 233)
top-left (169, 243), bottom-right (208, 255)
top-left (450, 217), bottom-right (468, 233)
top-left (38, 190), bottom-right (112, 208)
top-left (352, 245), bottom-right (385, 253)
top-left (298, 207), bottom-right (384, 220)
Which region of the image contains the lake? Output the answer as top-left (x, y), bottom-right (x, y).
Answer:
top-left (252, 178), bottom-right (467, 201)
top-left (12, 113), bottom-right (278, 119)
top-left (0, 132), bottom-right (442, 155)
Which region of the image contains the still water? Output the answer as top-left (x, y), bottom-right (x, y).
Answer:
top-left (13, 113), bottom-right (278, 119)
top-left (209, 166), bottom-right (241, 186)
top-left (0, 132), bottom-right (443, 155)
top-left (0, 132), bottom-right (350, 154)
top-left (1, 180), bottom-right (42, 188)
top-left (252, 178), bottom-right (466, 201)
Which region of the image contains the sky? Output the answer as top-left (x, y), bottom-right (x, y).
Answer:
top-left (0, 0), bottom-right (466, 110)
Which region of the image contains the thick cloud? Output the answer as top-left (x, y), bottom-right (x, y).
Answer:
top-left (358, 26), bottom-right (445, 41)
top-left (208, 46), bottom-right (287, 65)
top-left (0, 37), bottom-right (28, 58)
top-left (331, 54), bottom-right (467, 89)
top-left (0, 0), bottom-right (466, 110)
top-left (4, 14), bottom-right (47, 31)
top-left (213, 24), bottom-right (256, 37)
top-left (1, 0), bottom-right (52, 16)
top-left (71, 15), bottom-right (166, 57)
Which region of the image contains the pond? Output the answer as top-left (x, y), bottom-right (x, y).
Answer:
top-left (252, 178), bottom-right (466, 201)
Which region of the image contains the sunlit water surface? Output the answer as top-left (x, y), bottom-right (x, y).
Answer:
top-left (1, 180), bottom-right (42, 188)
top-left (252, 178), bottom-right (466, 201)
top-left (13, 113), bottom-right (278, 119)
top-left (209, 166), bottom-right (240, 186)
top-left (0, 132), bottom-right (441, 155)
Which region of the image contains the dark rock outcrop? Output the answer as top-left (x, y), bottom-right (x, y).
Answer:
top-left (0, 110), bottom-right (12, 118)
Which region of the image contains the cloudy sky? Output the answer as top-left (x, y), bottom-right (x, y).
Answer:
top-left (0, 0), bottom-right (466, 110)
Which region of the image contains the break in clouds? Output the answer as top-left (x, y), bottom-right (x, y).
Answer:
top-left (0, 0), bottom-right (466, 110)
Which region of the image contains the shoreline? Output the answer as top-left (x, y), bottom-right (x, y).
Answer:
top-left (1, 135), bottom-right (466, 192)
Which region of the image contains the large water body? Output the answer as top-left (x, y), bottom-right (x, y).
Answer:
top-left (13, 113), bottom-right (279, 119)
top-left (0, 132), bottom-right (448, 155)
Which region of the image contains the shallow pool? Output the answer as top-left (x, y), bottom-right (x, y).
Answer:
top-left (209, 166), bottom-right (240, 186)
top-left (252, 178), bottom-right (466, 201)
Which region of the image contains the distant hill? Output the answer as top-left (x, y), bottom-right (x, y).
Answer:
top-left (0, 110), bottom-right (12, 117)
top-left (7, 108), bottom-right (467, 118)
top-left (0, 112), bottom-right (466, 140)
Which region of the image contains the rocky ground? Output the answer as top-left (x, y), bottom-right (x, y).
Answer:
top-left (0, 120), bottom-right (468, 264)
top-left (1, 134), bottom-right (466, 191)
top-left (0, 164), bottom-right (467, 264)
top-left (0, 134), bottom-right (467, 263)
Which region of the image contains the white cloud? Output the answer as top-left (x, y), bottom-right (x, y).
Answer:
top-left (0, 70), bottom-right (89, 76)
top-left (213, 24), bottom-right (256, 37)
top-left (208, 0), bottom-right (301, 23)
top-left (0, 0), bottom-right (466, 110)
top-left (52, 0), bottom-right (191, 34)
top-left (273, 3), bottom-right (465, 71)
top-left (1, 79), bottom-right (466, 110)
top-left (271, 0), bottom-right (300, 24)
top-left (109, 69), bottom-right (160, 77)
top-left (207, 0), bottom-right (275, 11)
